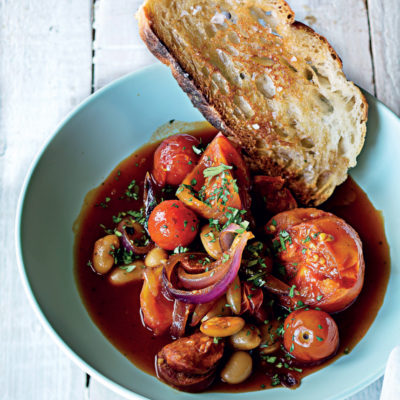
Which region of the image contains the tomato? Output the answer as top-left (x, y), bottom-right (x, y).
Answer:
top-left (176, 133), bottom-right (251, 222)
top-left (283, 309), bottom-right (339, 363)
top-left (148, 200), bottom-right (199, 250)
top-left (153, 134), bottom-right (201, 186)
top-left (140, 266), bottom-right (174, 335)
top-left (266, 208), bottom-right (365, 313)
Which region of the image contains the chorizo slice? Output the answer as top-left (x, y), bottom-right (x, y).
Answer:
top-left (156, 355), bottom-right (216, 392)
top-left (253, 175), bottom-right (297, 216)
top-left (158, 332), bottom-right (224, 375)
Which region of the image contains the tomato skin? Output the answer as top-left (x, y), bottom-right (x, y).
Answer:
top-left (140, 266), bottom-right (174, 335)
top-left (283, 309), bottom-right (339, 363)
top-left (176, 133), bottom-right (251, 222)
top-left (153, 134), bottom-right (200, 186)
top-left (266, 208), bottom-right (365, 313)
top-left (148, 200), bottom-right (199, 250)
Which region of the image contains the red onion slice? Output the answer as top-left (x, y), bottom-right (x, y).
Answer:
top-left (117, 218), bottom-right (154, 255)
top-left (219, 223), bottom-right (243, 252)
top-left (177, 260), bottom-right (228, 290)
top-left (263, 274), bottom-right (292, 296)
top-left (162, 227), bottom-right (254, 304)
top-left (170, 300), bottom-right (193, 338)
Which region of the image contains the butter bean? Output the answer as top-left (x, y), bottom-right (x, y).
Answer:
top-left (226, 275), bottom-right (241, 314)
top-left (145, 247), bottom-right (168, 268)
top-left (221, 351), bottom-right (252, 384)
top-left (92, 235), bottom-right (119, 274)
top-left (201, 316), bottom-right (245, 337)
top-left (108, 261), bottom-right (145, 286)
top-left (202, 296), bottom-right (231, 322)
top-left (230, 324), bottom-right (262, 350)
top-left (259, 319), bottom-right (282, 355)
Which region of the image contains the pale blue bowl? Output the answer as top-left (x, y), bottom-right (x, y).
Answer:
top-left (16, 63), bottom-right (400, 400)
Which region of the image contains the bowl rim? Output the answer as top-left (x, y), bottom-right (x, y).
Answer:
top-left (15, 62), bottom-right (396, 400)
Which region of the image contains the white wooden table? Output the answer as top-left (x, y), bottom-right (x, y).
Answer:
top-left (1, 1), bottom-right (399, 399)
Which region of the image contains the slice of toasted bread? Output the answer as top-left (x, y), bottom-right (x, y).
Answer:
top-left (137, 0), bottom-right (368, 205)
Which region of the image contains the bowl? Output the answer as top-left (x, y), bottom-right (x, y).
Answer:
top-left (16, 63), bottom-right (400, 400)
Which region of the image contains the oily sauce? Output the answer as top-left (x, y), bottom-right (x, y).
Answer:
top-left (74, 128), bottom-right (390, 392)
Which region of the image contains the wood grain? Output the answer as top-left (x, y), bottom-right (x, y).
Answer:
top-left (93, 0), bottom-right (156, 90)
top-left (292, 0), bottom-right (375, 94)
top-left (0, 0), bottom-right (92, 399)
top-left (368, 0), bottom-right (400, 115)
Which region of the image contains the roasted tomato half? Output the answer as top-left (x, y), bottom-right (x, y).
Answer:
top-left (140, 266), bottom-right (174, 335)
top-left (176, 133), bottom-right (251, 222)
top-left (153, 134), bottom-right (201, 186)
top-left (267, 208), bottom-right (365, 313)
top-left (283, 309), bottom-right (339, 364)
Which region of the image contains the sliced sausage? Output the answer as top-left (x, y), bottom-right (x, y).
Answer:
top-left (156, 356), bottom-right (216, 392)
top-left (159, 332), bottom-right (224, 375)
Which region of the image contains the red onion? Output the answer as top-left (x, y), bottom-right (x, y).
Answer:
top-left (177, 261), bottom-right (229, 290)
top-left (117, 218), bottom-right (154, 255)
top-left (263, 274), bottom-right (292, 296)
top-left (143, 172), bottom-right (158, 234)
top-left (162, 226), bottom-right (254, 304)
top-left (219, 223), bottom-right (240, 252)
top-left (170, 300), bottom-right (193, 338)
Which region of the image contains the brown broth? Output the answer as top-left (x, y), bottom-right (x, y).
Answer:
top-left (74, 128), bottom-right (390, 392)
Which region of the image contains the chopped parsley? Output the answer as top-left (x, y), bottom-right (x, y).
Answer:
top-left (125, 179), bottom-right (139, 200)
top-left (203, 163), bottom-right (233, 178)
top-left (279, 230), bottom-right (292, 251)
top-left (289, 285), bottom-right (297, 298)
top-left (302, 235), bottom-right (311, 244)
top-left (271, 374), bottom-right (281, 386)
top-left (173, 246), bottom-right (189, 254)
top-left (192, 145), bottom-right (203, 155)
top-left (222, 253), bottom-right (230, 262)
top-left (119, 264), bottom-right (137, 273)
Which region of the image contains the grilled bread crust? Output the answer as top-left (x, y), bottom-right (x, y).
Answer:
top-left (137, 0), bottom-right (368, 205)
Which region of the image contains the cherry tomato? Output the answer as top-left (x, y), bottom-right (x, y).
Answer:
top-left (153, 134), bottom-right (201, 186)
top-left (148, 200), bottom-right (199, 250)
top-left (266, 208), bottom-right (365, 313)
top-left (283, 309), bottom-right (339, 363)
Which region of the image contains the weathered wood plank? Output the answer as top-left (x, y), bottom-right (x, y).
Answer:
top-left (348, 379), bottom-right (383, 400)
top-left (89, 379), bottom-right (128, 400)
top-left (292, 0), bottom-right (375, 94)
top-left (368, 0), bottom-right (400, 115)
top-left (0, 0), bottom-right (93, 398)
top-left (93, 0), bottom-right (156, 90)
